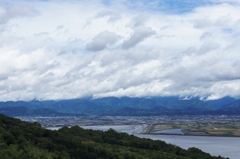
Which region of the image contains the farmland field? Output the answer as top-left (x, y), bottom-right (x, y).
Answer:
top-left (145, 123), bottom-right (240, 136)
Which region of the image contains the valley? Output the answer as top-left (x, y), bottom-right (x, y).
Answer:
top-left (18, 115), bottom-right (240, 137)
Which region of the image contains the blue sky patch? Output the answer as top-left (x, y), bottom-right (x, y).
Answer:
top-left (156, 0), bottom-right (213, 14)
top-left (102, 0), bottom-right (215, 14)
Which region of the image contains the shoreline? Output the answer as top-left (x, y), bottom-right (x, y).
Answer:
top-left (140, 132), bottom-right (240, 138)
top-left (46, 124), bottom-right (240, 138)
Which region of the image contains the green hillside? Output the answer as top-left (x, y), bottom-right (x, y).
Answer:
top-left (0, 114), bottom-right (227, 159)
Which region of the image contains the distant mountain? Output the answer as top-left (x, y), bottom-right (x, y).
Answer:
top-left (91, 96), bottom-right (159, 109)
top-left (150, 96), bottom-right (179, 106)
top-left (49, 99), bottom-right (104, 114)
top-left (217, 99), bottom-right (240, 114)
top-left (206, 96), bottom-right (237, 109)
top-left (0, 96), bottom-right (239, 116)
top-left (0, 106), bottom-right (30, 116)
top-left (162, 99), bottom-right (214, 110)
top-left (0, 106), bottom-right (67, 116)
top-left (0, 100), bottom-right (53, 110)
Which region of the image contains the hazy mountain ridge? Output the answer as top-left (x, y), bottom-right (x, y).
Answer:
top-left (0, 106), bottom-right (68, 116)
top-left (0, 96), bottom-right (239, 116)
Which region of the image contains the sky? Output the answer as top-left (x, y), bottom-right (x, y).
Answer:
top-left (0, 0), bottom-right (240, 101)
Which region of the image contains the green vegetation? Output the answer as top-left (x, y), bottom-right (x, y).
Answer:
top-left (148, 123), bottom-right (240, 137)
top-left (0, 114), bottom-right (227, 159)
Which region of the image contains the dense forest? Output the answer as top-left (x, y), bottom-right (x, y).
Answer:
top-left (0, 114), bottom-right (227, 159)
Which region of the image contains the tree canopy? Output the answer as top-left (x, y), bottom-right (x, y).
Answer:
top-left (0, 114), bottom-right (227, 159)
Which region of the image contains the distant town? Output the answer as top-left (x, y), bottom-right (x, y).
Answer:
top-left (18, 115), bottom-right (240, 137)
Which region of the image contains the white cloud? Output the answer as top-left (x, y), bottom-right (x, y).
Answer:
top-left (0, 0), bottom-right (240, 101)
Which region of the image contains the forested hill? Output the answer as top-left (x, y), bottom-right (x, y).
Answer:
top-left (0, 114), bottom-right (227, 159)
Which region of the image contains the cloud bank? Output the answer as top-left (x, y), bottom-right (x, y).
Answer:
top-left (0, 0), bottom-right (240, 101)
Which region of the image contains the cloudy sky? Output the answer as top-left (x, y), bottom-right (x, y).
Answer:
top-left (0, 0), bottom-right (240, 101)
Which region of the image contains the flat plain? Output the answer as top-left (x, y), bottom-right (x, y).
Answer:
top-left (147, 123), bottom-right (240, 136)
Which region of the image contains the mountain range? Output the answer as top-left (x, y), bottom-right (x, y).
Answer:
top-left (0, 96), bottom-right (239, 116)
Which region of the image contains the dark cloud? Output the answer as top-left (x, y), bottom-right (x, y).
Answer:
top-left (131, 14), bottom-right (149, 27)
top-left (122, 26), bottom-right (156, 49)
top-left (86, 31), bottom-right (120, 51)
top-left (0, 5), bottom-right (36, 24)
top-left (193, 18), bottom-right (212, 29)
top-left (200, 32), bottom-right (212, 40)
top-left (96, 10), bottom-right (122, 22)
top-left (198, 41), bottom-right (220, 54)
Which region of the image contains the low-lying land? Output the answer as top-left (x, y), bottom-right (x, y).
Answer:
top-left (18, 115), bottom-right (240, 137)
top-left (146, 123), bottom-right (240, 137)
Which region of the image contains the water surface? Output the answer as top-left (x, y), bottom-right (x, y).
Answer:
top-left (82, 125), bottom-right (240, 159)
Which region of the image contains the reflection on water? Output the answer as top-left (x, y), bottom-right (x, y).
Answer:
top-left (137, 134), bottom-right (240, 159)
top-left (47, 125), bottom-right (240, 159)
